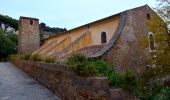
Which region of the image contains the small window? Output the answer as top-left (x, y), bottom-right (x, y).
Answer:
top-left (87, 25), bottom-right (90, 29)
top-left (147, 14), bottom-right (151, 20)
top-left (30, 20), bottom-right (33, 25)
top-left (101, 31), bottom-right (107, 44)
top-left (149, 32), bottom-right (155, 50)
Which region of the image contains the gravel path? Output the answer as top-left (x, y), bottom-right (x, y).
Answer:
top-left (0, 62), bottom-right (61, 100)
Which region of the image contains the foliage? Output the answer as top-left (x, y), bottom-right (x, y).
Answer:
top-left (20, 53), bottom-right (31, 60)
top-left (66, 54), bottom-right (141, 95)
top-left (155, 0), bottom-right (170, 23)
top-left (108, 71), bottom-right (141, 96)
top-left (0, 13), bottom-right (66, 31)
top-left (66, 54), bottom-right (98, 76)
top-left (0, 29), bottom-right (16, 60)
top-left (146, 15), bottom-right (167, 35)
top-left (120, 71), bottom-right (141, 93)
top-left (0, 14), bottom-right (18, 30)
top-left (153, 87), bottom-right (170, 100)
top-left (6, 33), bottom-right (18, 45)
top-left (43, 57), bottom-right (56, 63)
top-left (0, 14), bottom-right (18, 61)
top-left (66, 53), bottom-right (88, 66)
top-left (29, 54), bottom-right (43, 61)
top-left (141, 82), bottom-right (170, 100)
top-left (66, 54), bottom-right (117, 77)
top-left (40, 22), bottom-right (67, 33)
top-left (19, 53), bottom-right (56, 63)
top-left (9, 54), bottom-right (18, 60)
top-left (39, 22), bottom-right (67, 39)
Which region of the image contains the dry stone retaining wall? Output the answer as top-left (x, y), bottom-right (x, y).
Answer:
top-left (11, 59), bottom-right (137, 100)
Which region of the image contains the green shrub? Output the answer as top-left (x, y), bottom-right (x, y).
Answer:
top-left (66, 54), bottom-right (141, 96)
top-left (66, 53), bottom-right (116, 77)
top-left (75, 61), bottom-right (99, 76)
top-left (20, 53), bottom-right (31, 60)
top-left (19, 53), bottom-right (56, 63)
top-left (66, 53), bottom-right (88, 66)
top-left (88, 59), bottom-right (114, 75)
top-left (87, 59), bottom-right (124, 86)
top-left (44, 57), bottom-right (56, 63)
top-left (149, 86), bottom-right (170, 100)
top-left (108, 72), bottom-right (125, 86)
top-left (29, 54), bottom-right (43, 61)
top-left (66, 54), bottom-right (98, 76)
top-left (9, 54), bottom-right (18, 60)
top-left (120, 71), bottom-right (141, 96)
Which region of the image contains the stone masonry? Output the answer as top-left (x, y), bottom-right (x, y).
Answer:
top-left (101, 5), bottom-right (159, 73)
top-left (18, 17), bottom-right (40, 54)
top-left (11, 59), bottom-right (137, 100)
top-left (17, 5), bottom-right (164, 73)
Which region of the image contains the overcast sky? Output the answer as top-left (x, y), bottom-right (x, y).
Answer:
top-left (0, 0), bottom-right (157, 29)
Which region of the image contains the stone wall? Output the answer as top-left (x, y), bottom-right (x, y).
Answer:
top-left (101, 5), bottom-right (157, 73)
top-left (18, 17), bottom-right (40, 54)
top-left (11, 59), bottom-right (137, 100)
top-left (55, 31), bottom-right (92, 60)
top-left (77, 44), bottom-right (106, 57)
top-left (58, 45), bottom-right (106, 62)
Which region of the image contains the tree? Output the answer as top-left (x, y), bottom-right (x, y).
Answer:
top-left (0, 14), bottom-right (18, 30)
top-left (40, 22), bottom-right (46, 29)
top-left (0, 29), bottom-right (16, 61)
top-left (39, 22), bottom-right (67, 39)
top-left (156, 0), bottom-right (170, 22)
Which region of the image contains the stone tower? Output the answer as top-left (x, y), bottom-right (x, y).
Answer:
top-left (18, 16), bottom-right (40, 54)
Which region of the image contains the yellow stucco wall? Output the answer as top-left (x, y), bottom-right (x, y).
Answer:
top-left (56, 31), bottom-right (92, 59)
top-left (35, 15), bottom-right (120, 57)
top-left (44, 15), bottom-right (119, 45)
top-left (46, 36), bottom-right (71, 56)
top-left (68, 31), bottom-right (92, 55)
top-left (33, 39), bottom-right (57, 54)
top-left (38, 39), bottom-right (58, 55)
top-left (90, 16), bottom-right (120, 45)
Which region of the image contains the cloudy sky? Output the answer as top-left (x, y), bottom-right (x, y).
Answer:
top-left (0, 0), bottom-right (157, 29)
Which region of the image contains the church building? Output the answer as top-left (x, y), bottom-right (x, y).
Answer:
top-left (18, 5), bottom-right (163, 73)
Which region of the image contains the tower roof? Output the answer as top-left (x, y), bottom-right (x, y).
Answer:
top-left (20, 16), bottom-right (39, 20)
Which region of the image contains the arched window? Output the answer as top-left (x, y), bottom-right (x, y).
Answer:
top-left (101, 31), bottom-right (107, 44)
top-left (149, 32), bottom-right (155, 51)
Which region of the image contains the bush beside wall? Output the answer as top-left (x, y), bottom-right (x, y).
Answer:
top-left (11, 59), bottom-right (137, 100)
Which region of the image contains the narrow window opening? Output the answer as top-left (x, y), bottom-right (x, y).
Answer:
top-left (87, 25), bottom-right (90, 29)
top-left (101, 31), bottom-right (107, 44)
top-left (147, 14), bottom-right (151, 20)
top-left (149, 33), bottom-right (155, 51)
top-left (30, 20), bottom-right (33, 25)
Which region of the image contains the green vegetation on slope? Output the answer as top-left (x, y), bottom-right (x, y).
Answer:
top-left (0, 29), bottom-right (17, 61)
top-left (39, 22), bottom-right (67, 39)
top-left (66, 54), bottom-right (141, 96)
top-left (19, 54), bottom-right (56, 64)
top-left (0, 14), bottom-right (18, 30)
